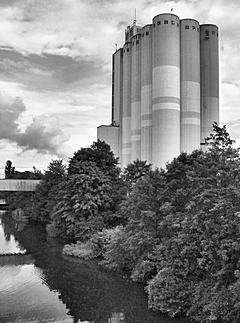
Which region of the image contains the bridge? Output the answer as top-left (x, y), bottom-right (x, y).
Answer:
top-left (0, 179), bottom-right (41, 191)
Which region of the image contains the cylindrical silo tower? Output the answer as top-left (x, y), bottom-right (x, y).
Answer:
top-left (122, 41), bottom-right (132, 167)
top-left (180, 19), bottom-right (201, 153)
top-left (152, 13), bottom-right (181, 168)
top-left (131, 33), bottom-right (142, 162)
top-left (112, 48), bottom-right (123, 126)
top-left (141, 24), bottom-right (152, 163)
top-left (200, 24), bottom-right (219, 143)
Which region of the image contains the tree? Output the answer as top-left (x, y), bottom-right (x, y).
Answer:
top-left (33, 160), bottom-right (66, 222)
top-left (103, 124), bottom-right (240, 322)
top-left (5, 160), bottom-right (15, 178)
top-left (68, 140), bottom-right (126, 217)
top-left (68, 140), bottom-right (119, 178)
top-left (122, 159), bottom-right (152, 191)
top-left (51, 161), bottom-right (114, 241)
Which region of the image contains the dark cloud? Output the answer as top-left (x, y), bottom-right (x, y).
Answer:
top-left (0, 95), bottom-right (25, 140)
top-left (0, 92), bottom-right (69, 156)
top-left (0, 0), bottom-right (19, 7)
top-left (0, 49), bottom-right (110, 92)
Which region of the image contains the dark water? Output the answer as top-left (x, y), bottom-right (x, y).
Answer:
top-left (0, 211), bottom-right (190, 323)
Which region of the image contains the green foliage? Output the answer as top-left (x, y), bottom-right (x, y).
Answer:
top-left (63, 227), bottom-right (122, 260)
top-left (51, 162), bottom-right (115, 240)
top-left (122, 159), bottom-right (152, 191)
top-left (32, 160), bottom-right (66, 222)
top-left (68, 140), bottom-right (119, 178)
top-left (102, 124), bottom-right (240, 322)
top-left (68, 140), bottom-right (126, 218)
top-left (63, 240), bottom-right (93, 259)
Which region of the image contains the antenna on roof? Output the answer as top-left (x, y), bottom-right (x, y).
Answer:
top-left (133, 8), bottom-right (137, 25)
top-left (171, 8), bottom-right (173, 13)
top-left (115, 43), bottom-right (118, 51)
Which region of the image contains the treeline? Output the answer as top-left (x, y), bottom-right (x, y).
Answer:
top-left (5, 124), bottom-right (240, 322)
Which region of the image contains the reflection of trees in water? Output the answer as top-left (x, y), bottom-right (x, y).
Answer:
top-left (1, 215), bottom-right (11, 242)
top-left (2, 218), bottom-right (188, 323)
top-left (0, 254), bottom-right (33, 266)
top-left (1, 214), bottom-right (27, 237)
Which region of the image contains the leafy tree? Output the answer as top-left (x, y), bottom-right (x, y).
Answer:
top-left (68, 140), bottom-right (126, 218)
top-left (33, 160), bottom-right (66, 222)
top-left (122, 159), bottom-right (152, 191)
top-left (68, 140), bottom-right (119, 178)
top-left (102, 124), bottom-right (240, 322)
top-left (5, 160), bottom-right (15, 178)
top-left (51, 161), bottom-right (114, 241)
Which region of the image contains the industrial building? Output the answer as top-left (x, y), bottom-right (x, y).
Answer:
top-left (97, 13), bottom-right (219, 168)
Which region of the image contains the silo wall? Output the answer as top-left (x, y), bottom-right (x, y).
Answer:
top-left (200, 24), bottom-right (219, 143)
top-left (152, 13), bottom-right (181, 168)
top-left (131, 34), bottom-right (141, 161)
top-left (122, 41), bottom-right (132, 167)
top-left (141, 24), bottom-right (152, 163)
top-left (180, 19), bottom-right (201, 153)
top-left (112, 48), bottom-right (123, 126)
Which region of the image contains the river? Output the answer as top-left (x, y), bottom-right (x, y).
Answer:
top-left (0, 211), bottom-right (191, 323)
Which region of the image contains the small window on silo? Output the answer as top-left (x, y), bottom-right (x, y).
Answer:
top-left (171, 20), bottom-right (175, 25)
top-left (192, 26), bottom-right (196, 30)
top-left (185, 25), bottom-right (189, 29)
top-left (205, 30), bottom-right (209, 37)
top-left (164, 20), bottom-right (168, 24)
top-left (146, 31), bottom-right (149, 35)
top-left (127, 48), bottom-right (129, 52)
top-left (157, 21), bottom-right (161, 25)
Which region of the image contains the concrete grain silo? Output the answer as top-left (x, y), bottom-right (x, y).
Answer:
top-left (131, 33), bottom-right (142, 161)
top-left (180, 19), bottom-right (201, 153)
top-left (152, 13), bottom-right (181, 167)
top-left (122, 41), bottom-right (132, 167)
top-left (97, 13), bottom-right (219, 169)
top-left (141, 24), bottom-right (152, 163)
top-left (200, 24), bottom-right (219, 143)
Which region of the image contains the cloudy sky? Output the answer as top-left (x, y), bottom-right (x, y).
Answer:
top-left (0, 0), bottom-right (239, 176)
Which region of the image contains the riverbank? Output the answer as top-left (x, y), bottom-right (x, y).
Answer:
top-left (0, 214), bottom-right (191, 323)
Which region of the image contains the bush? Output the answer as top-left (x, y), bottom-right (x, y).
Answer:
top-left (63, 241), bottom-right (93, 259)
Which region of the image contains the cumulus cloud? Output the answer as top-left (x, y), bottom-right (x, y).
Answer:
top-left (0, 92), bottom-right (70, 157)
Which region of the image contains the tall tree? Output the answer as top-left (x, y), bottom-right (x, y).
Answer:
top-left (122, 159), bottom-right (152, 191)
top-left (5, 160), bottom-right (15, 179)
top-left (68, 140), bottom-right (119, 178)
top-left (33, 160), bottom-right (66, 222)
top-left (103, 124), bottom-right (240, 322)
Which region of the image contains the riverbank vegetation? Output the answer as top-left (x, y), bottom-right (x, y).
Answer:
top-left (3, 123), bottom-right (240, 322)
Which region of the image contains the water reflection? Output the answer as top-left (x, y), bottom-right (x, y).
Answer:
top-left (0, 214), bottom-right (190, 323)
top-left (0, 216), bottom-right (26, 254)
